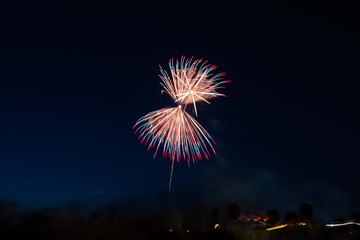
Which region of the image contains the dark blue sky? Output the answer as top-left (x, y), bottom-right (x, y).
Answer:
top-left (0, 1), bottom-right (359, 221)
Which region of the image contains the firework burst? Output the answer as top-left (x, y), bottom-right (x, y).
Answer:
top-left (159, 56), bottom-right (230, 116)
top-left (133, 105), bottom-right (215, 163)
top-left (133, 56), bottom-right (229, 192)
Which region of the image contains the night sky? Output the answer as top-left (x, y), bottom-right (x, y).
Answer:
top-left (0, 1), bottom-right (359, 221)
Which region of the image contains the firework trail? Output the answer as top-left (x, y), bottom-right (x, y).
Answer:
top-left (133, 56), bottom-right (229, 192)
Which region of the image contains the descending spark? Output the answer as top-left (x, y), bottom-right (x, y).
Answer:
top-left (169, 158), bottom-right (175, 193)
top-left (159, 56), bottom-right (230, 116)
